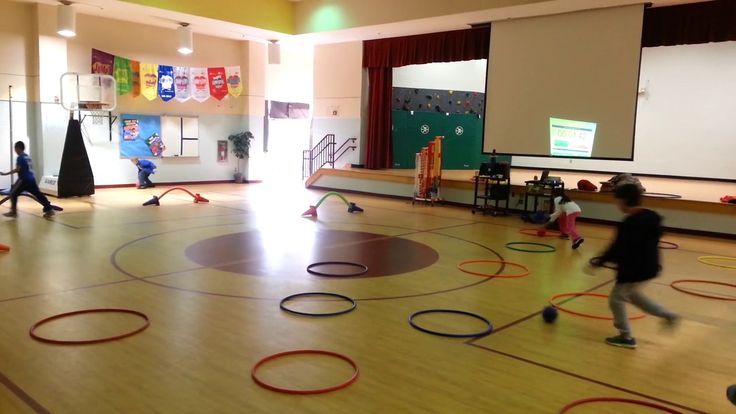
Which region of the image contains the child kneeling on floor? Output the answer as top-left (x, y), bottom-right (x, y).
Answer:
top-left (546, 188), bottom-right (584, 249)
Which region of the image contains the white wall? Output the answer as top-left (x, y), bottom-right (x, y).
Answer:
top-left (266, 41), bottom-right (314, 104)
top-left (312, 42), bottom-right (362, 165)
top-left (393, 60), bottom-right (487, 93)
top-left (398, 43), bottom-right (736, 180)
top-left (27, 6), bottom-right (267, 185)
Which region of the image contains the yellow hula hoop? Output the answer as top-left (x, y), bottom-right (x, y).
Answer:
top-left (697, 256), bottom-right (736, 270)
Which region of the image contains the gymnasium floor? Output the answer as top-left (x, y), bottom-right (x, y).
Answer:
top-left (0, 183), bottom-right (734, 413)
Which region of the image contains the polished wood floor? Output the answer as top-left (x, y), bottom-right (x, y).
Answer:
top-left (1, 183), bottom-right (734, 413)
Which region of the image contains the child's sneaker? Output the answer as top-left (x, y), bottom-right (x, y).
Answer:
top-left (43, 210), bottom-right (55, 218)
top-left (3, 211), bottom-right (17, 218)
top-left (605, 335), bottom-right (637, 349)
top-left (572, 238), bottom-right (585, 249)
top-left (662, 314), bottom-right (681, 331)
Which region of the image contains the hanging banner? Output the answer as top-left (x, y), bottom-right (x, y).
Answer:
top-left (174, 66), bottom-right (192, 102)
top-left (91, 49), bottom-right (114, 75)
top-left (140, 63), bottom-right (159, 101)
top-left (190, 67), bottom-right (210, 102)
top-left (157, 65), bottom-right (175, 102)
top-left (131, 60), bottom-right (141, 97)
top-left (207, 67), bottom-right (228, 101)
top-left (113, 56), bottom-right (132, 96)
top-left (225, 66), bottom-right (242, 97)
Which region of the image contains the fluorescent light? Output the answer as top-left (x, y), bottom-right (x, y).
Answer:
top-left (57, 3), bottom-right (76, 38)
top-left (177, 24), bottom-right (193, 55)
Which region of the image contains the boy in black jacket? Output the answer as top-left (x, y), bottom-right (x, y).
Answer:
top-left (590, 184), bottom-right (679, 349)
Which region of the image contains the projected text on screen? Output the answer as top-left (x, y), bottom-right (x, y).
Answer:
top-left (549, 117), bottom-right (597, 157)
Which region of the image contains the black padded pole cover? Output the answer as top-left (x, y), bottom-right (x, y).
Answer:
top-left (57, 118), bottom-right (95, 197)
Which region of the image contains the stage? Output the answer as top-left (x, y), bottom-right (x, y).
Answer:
top-left (306, 167), bottom-right (736, 235)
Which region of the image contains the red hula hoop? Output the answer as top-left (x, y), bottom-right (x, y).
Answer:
top-left (519, 228), bottom-right (563, 238)
top-left (29, 308), bottom-right (150, 345)
top-left (549, 293), bottom-right (646, 321)
top-left (251, 349), bottom-right (359, 395)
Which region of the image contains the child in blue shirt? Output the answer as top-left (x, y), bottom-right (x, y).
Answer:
top-left (131, 157), bottom-right (156, 189)
top-left (1, 141), bottom-right (54, 218)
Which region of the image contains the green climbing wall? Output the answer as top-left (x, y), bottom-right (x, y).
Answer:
top-left (392, 110), bottom-right (486, 169)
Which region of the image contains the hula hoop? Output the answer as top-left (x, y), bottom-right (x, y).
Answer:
top-left (505, 242), bottom-right (556, 253)
top-left (409, 309), bottom-right (493, 338)
top-left (670, 279), bottom-right (736, 301)
top-left (697, 256), bottom-right (736, 270)
top-left (280, 292), bottom-right (357, 317)
top-left (643, 192), bottom-right (682, 199)
top-left (589, 257), bottom-right (617, 271)
top-left (560, 397), bottom-right (683, 413)
top-left (519, 228), bottom-right (563, 238)
top-left (457, 259), bottom-right (530, 279)
top-left (29, 308), bottom-right (150, 345)
top-left (251, 349), bottom-right (359, 395)
top-left (307, 261), bottom-right (369, 277)
top-left (659, 240), bottom-right (679, 250)
top-left (549, 293), bottom-right (646, 321)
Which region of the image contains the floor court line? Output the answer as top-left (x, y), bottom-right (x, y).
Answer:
top-left (465, 278), bottom-right (616, 345)
top-left (466, 343), bottom-right (708, 414)
top-left (0, 222), bottom-right (487, 306)
top-left (0, 369), bottom-right (51, 414)
top-left (111, 226), bottom-right (505, 302)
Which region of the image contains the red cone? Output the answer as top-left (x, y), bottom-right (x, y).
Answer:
top-left (302, 206), bottom-right (318, 217)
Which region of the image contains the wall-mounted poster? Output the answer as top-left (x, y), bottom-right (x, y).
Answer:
top-left (119, 114), bottom-right (164, 158)
top-left (217, 140), bottom-right (228, 163)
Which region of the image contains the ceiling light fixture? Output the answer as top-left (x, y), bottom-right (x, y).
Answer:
top-left (57, 1), bottom-right (76, 38)
top-left (177, 23), bottom-right (193, 55)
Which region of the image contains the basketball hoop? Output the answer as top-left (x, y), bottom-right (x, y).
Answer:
top-left (78, 101), bottom-right (104, 125)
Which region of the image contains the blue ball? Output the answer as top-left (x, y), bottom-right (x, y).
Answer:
top-left (727, 385), bottom-right (736, 405)
top-left (542, 306), bottom-right (558, 323)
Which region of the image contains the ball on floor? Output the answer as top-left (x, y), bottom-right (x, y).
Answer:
top-left (537, 229), bottom-right (546, 237)
top-left (727, 385), bottom-right (736, 405)
top-left (542, 306), bottom-right (558, 323)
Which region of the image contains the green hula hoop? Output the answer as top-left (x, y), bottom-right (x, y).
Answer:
top-left (505, 242), bottom-right (556, 253)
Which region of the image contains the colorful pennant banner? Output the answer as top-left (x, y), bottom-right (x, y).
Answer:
top-left (89, 49), bottom-right (241, 103)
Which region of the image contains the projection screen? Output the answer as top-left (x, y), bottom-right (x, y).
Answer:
top-left (483, 4), bottom-right (645, 159)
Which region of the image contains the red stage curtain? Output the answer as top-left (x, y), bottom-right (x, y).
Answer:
top-left (643, 0), bottom-right (736, 47)
top-left (365, 68), bottom-right (393, 169)
top-left (362, 27), bottom-right (490, 169)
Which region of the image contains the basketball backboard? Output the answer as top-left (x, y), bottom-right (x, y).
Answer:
top-left (60, 72), bottom-right (117, 111)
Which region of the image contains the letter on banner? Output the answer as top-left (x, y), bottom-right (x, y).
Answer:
top-left (225, 66), bottom-right (242, 97)
top-left (208, 67), bottom-right (228, 101)
top-left (91, 49), bottom-right (114, 75)
top-left (174, 66), bottom-right (192, 102)
top-left (190, 67), bottom-right (210, 102)
top-left (114, 56), bottom-right (132, 95)
top-left (131, 60), bottom-right (141, 97)
top-left (140, 63), bottom-right (159, 101)
top-left (158, 65), bottom-right (175, 102)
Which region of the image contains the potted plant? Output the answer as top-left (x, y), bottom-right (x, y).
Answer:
top-left (228, 131), bottom-right (254, 183)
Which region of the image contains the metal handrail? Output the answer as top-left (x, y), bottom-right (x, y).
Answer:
top-left (302, 135), bottom-right (357, 180)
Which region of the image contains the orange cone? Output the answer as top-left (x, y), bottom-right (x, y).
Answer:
top-left (0, 243), bottom-right (10, 252)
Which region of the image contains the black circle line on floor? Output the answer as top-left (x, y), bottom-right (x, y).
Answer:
top-left (109, 222), bottom-right (507, 302)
